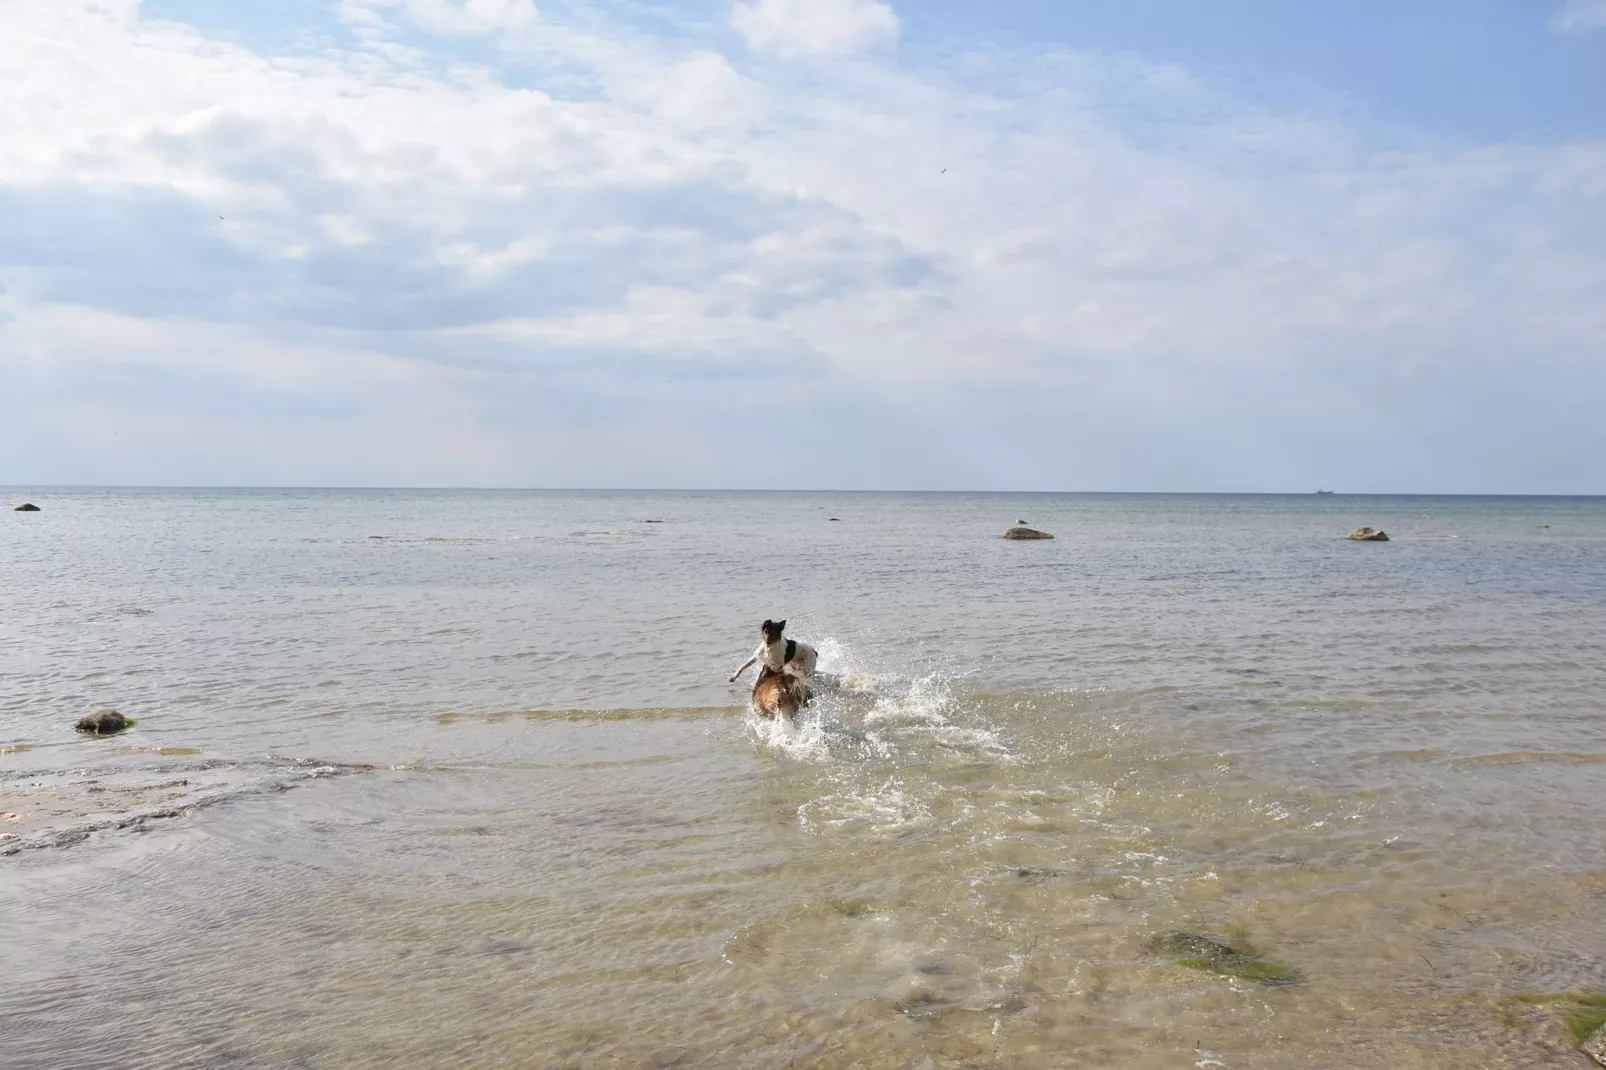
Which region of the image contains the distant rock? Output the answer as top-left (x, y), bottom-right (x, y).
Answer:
top-left (1003, 526), bottom-right (1054, 540)
top-left (1346, 527), bottom-right (1389, 542)
top-left (14, 503), bottom-right (40, 512)
top-left (75, 708), bottom-right (130, 736)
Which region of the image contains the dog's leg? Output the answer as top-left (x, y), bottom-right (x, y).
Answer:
top-left (729, 656), bottom-right (757, 683)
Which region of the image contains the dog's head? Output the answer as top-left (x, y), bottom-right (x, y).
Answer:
top-left (760, 619), bottom-right (787, 644)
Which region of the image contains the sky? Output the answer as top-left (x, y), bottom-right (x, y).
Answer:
top-left (2, 0), bottom-right (1603, 492)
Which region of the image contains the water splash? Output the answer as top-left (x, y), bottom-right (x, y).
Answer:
top-left (746, 637), bottom-right (1011, 766)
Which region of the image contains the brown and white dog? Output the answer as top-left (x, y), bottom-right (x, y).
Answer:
top-left (750, 666), bottom-right (813, 720)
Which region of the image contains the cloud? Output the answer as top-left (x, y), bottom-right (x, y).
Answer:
top-left (342, 0), bottom-right (540, 37)
top-left (0, 0), bottom-right (1603, 490)
top-left (1552, 0), bottom-right (1606, 33)
top-left (731, 0), bottom-right (898, 57)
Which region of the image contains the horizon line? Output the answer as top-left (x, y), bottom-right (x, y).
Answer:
top-left (5, 485), bottom-right (1606, 498)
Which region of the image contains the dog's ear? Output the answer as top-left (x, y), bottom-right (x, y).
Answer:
top-left (761, 619), bottom-right (774, 630)
top-left (777, 620), bottom-right (786, 631)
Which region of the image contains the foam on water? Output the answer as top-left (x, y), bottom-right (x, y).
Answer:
top-left (745, 637), bottom-right (1014, 773)
top-left (797, 776), bottom-right (932, 834)
top-left (745, 702), bottom-right (839, 761)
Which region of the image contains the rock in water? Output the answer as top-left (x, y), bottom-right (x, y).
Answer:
top-left (14, 503), bottom-right (40, 512)
top-left (1003, 526), bottom-right (1054, 540)
top-left (1346, 527), bottom-right (1389, 541)
top-left (1145, 931), bottom-right (1303, 987)
top-left (1585, 1025), bottom-right (1606, 1067)
top-left (75, 708), bottom-right (130, 735)
top-left (1512, 992), bottom-right (1606, 1054)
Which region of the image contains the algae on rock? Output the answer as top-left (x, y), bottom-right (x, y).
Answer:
top-left (1145, 931), bottom-right (1304, 988)
top-left (1514, 992), bottom-right (1606, 1052)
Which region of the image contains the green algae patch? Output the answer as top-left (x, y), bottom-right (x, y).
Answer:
top-left (1179, 955), bottom-right (1303, 987)
top-left (1514, 992), bottom-right (1606, 1045)
top-left (1146, 931), bottom-right (1304, 988)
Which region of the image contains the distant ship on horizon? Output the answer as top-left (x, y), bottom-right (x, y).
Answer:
top-left (1315, 489), bottom-right (1335, 495)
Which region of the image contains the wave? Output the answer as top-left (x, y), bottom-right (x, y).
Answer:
top-left (1450, 751), bottom-right (1606, 766)
top-left (435, 706), bottom-right (740, 725)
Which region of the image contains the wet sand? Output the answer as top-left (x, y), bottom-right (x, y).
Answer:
top-left (1, 752), bottom-right (375, 856)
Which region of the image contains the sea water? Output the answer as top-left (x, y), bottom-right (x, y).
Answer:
top-left (3, 489), bottom-right (1605, 1067)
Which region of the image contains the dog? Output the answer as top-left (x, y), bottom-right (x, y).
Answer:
top-left (729, 619), bottom-right (818, 684)
top-left (750, 665), bottom-right (813, 720)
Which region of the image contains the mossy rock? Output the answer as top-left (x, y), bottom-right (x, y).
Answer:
top-left (75, 708), bottom-right (133, 736)
top-left (1514, 992), bottom-right (1606, 1048)
top-left (1145, 931), bottom-right (1304, 988)
top-left (1588, 1027), bottom-right (1606, 1067)
top-left (1003, 526), bottom-right (1054, 540)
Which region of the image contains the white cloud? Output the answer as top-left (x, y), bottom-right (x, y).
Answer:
top-left (1552, 0), bottom-right (1606, 33)
top-left (731, 0), bottom-right (898, 57)
top-left (0, 0), bottom-right (1603, 489)
top-left (342, 0), bottom-right (539, 37)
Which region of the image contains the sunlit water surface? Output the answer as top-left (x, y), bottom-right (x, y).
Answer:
top-left (4, 490), bottom-right (1606, 1068)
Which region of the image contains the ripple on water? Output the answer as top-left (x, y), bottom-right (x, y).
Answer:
top-left (5, 490), bottom-right (1606, 1066)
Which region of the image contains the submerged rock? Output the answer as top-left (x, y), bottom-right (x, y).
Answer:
top-left (1003, 526), bottom-right (1054, 540)
top-left (2, 756), bottom-right (377, 857)
top-left (14, 503), bottom-right (40, 512)
top-left (1515, 993), bottom-right (1606, 1059)
top-left (75, 708), bottom-right (130, 736)
top-left (1145, 931), bottom-right (1303, 987)
top-left (1010, 866), bottom-right (1063, 881)
top-left (1586, 1026), bottom-right (1606, 1068)
top-left (1346, 527), bottom-right (1389, 541)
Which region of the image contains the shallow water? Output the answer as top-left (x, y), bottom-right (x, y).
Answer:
top-left (4, 489), bottom-right (1606, 1068)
